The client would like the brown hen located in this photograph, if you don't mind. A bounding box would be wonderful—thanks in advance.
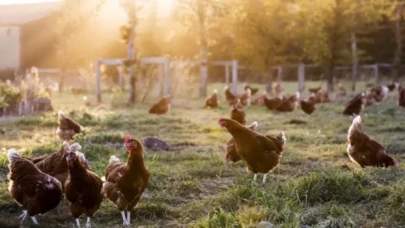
[103,136,150,226]
[149,96,171,115]
[219,118,286,183]
[230,99,246,125]
[7,149,62,225]
[205,89,219,108]
[64,144,103,228]
[57,111,82,141]
[347,116,397,168]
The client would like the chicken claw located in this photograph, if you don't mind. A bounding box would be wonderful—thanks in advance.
[19,210,27,221]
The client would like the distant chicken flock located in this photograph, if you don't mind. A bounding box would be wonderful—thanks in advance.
[6,82,404,227]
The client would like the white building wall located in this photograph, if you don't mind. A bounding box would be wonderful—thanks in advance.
[0,26,20,70]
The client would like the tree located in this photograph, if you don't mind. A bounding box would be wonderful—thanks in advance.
[177,0,225,97]
[54,0,105,92]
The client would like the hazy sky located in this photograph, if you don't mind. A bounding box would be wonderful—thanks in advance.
[0,0,61,5]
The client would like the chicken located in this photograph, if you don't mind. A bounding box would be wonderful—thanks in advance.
[343,92,366,116]
[300,94,316,115]
[365,92,375,106]
[205,89,219,108]
[224,85,237,105]
[57,111,82,141]
[347,116,397,168]
[314,89,330,103]
[225,121,258,163]
[218,118,286,183]
[230,99,246,125]
[308,86,322,94]
[276,92,300,112]
[398,85,405,108]
[370,85,389,102]
[29,142,90,189]
[263,95,283,110]
[274,83,284,97]
[251,92,266,106]
[337,83,347,97]
[7,149,63,225]
[149,96,171,115]
[239,88,252,106]
[244,84,259,95]
[64,144,103,228]
[387,82,399,92]
[103,136,150,226]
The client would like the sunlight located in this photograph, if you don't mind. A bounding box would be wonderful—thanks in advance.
[156,0,176,18]
[0,0,61,5]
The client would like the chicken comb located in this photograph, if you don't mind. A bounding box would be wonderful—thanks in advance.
[125,135,132,142]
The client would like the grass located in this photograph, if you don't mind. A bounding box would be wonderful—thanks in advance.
[0,81,404,227]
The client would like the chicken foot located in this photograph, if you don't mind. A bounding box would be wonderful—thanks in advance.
[121,211,128,226]
[76,218,81,228]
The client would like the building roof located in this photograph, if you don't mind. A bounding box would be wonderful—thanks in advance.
[0,1,61,26]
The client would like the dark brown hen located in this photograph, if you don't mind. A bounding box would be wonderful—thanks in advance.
[64,144,103,228]
[7,149,62,225]
[343,92,366,116]
[57,111,82,141]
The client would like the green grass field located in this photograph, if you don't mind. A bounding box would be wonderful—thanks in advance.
[1,81,404,228]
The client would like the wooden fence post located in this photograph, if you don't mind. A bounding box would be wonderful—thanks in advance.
[225,64,230,85]
[95,59,101,103]
[298,63,305,93]
[159,63,164,97]
[232,60,238,95]
[374,64,379,83]
[164,56,171,96]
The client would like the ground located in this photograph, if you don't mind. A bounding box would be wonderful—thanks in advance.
[0,81,405,228]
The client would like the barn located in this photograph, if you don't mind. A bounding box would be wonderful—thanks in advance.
[0,1,61,79]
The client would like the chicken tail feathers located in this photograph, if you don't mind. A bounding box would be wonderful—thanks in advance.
[8,149,20,163]
[247,121,258,131]
[58,110,65,120]
[276,132,286,145]
[109,155,120,164]
[69,143,82,152]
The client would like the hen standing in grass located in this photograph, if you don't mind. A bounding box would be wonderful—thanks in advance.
[103,136,150,226]
[370,85,389,102]
[205,89,219,108]
[244,84,259,96]
[343,92,366,116]
[225,121,258,163]
[300,94,316,115]
[230,99,247,125]
[7,149,63,225]
[277,92,300,112]
[219,118,286,183]
[224,85,237,105]
[64,144,103,228]
[239,88,252,106]
[347,116,397,167]
[263,94,283,110]
[149,95,171,115]
[57,111,82,141]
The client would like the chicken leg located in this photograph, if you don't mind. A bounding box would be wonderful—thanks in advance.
[127,211,131,225]
[262,174,268,184]
[76,218,81,228]
[31,216,38,225]
[86,217,91,228]
[121,211,127,226]
[19,210,27,221]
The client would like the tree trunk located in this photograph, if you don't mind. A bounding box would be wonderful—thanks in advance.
[198,0,208,98]
[265,72,272,94]
[326,66,335,92]
[127,12,136,104]
[392,3,403,80]
[58,70,65,93]
[351,32,358,92]
[298,63,305,93]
